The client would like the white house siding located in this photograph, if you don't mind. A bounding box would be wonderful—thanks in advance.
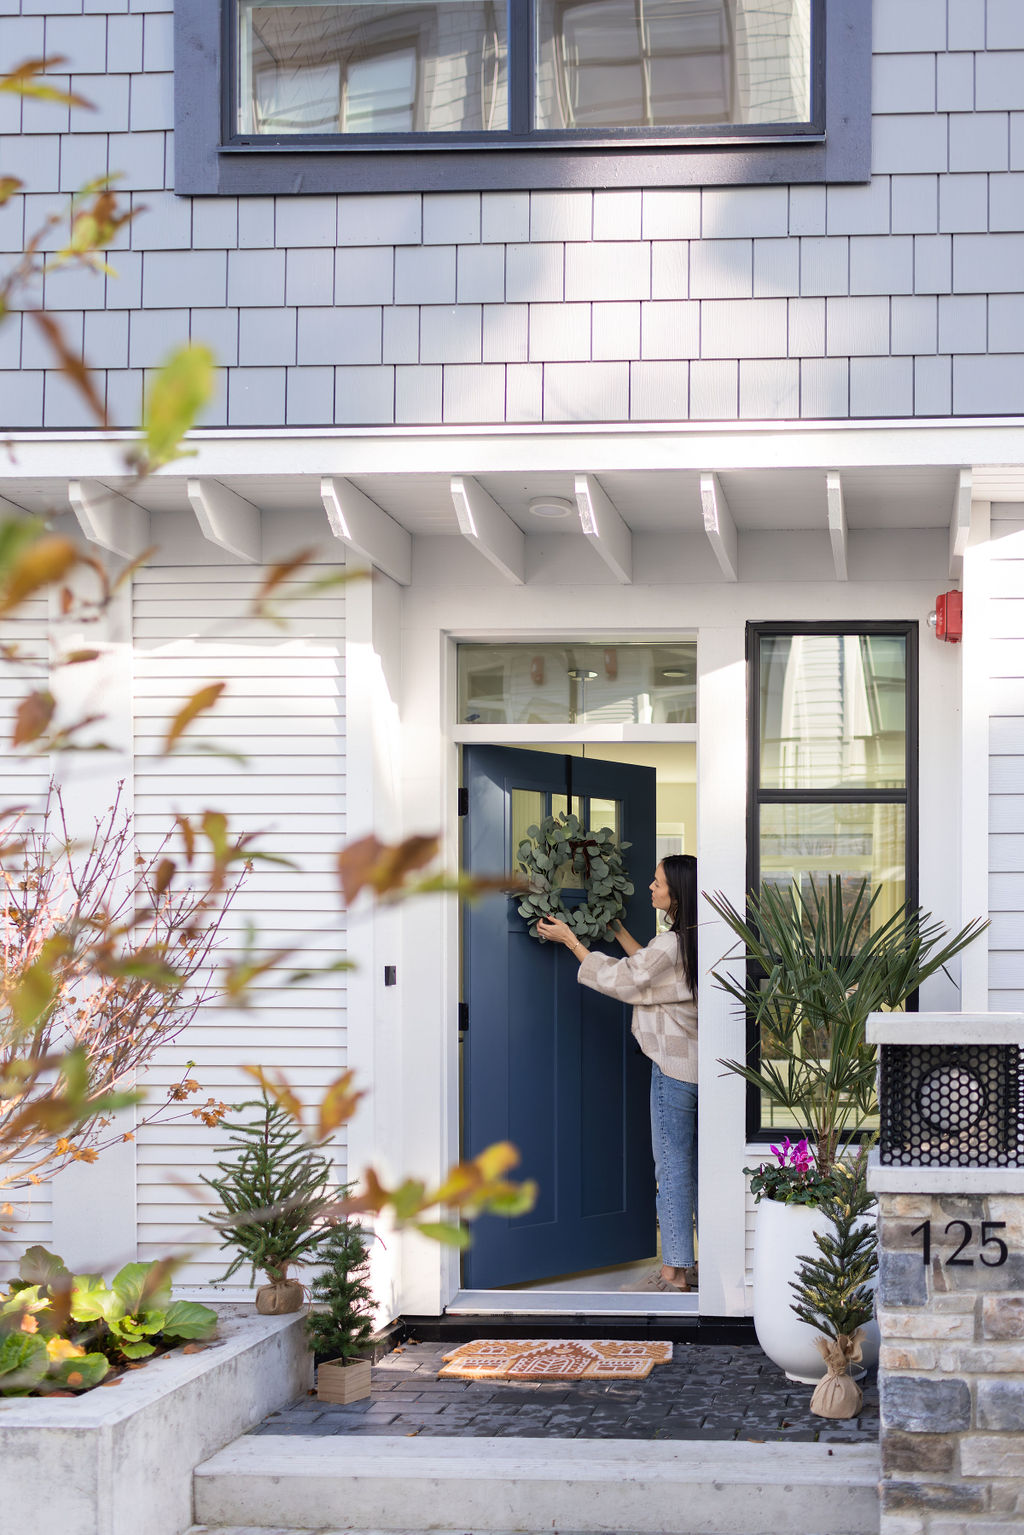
[988,504,1024,1010]
[131,558,347,1288]
[0,596,53,1258]
[3,0,1024,430]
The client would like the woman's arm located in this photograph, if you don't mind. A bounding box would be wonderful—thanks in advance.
[612,920,643,957]
[536,915,589,962]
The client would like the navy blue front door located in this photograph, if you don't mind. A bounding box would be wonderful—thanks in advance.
[462,746,658,1288]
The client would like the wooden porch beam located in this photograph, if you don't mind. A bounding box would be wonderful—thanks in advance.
[451,475,525,585]
[699,472,738,582]
[950,468,972,580]
[68,479,149,561]
[321,476,412,586]
[826,471,848,582]
[186,478,261,563]
[574,474,631,584]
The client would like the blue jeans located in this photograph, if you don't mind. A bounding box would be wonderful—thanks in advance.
[649,1063,698,1268]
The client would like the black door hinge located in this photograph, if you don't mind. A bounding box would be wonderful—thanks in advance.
[458,1002,469,1033]
[458,786,469,816]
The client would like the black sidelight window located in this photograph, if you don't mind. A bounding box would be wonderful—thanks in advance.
[746,621,918,1140]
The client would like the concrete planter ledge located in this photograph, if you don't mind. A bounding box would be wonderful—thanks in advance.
[0,1309,311,1535]
[194,1434,881,1535]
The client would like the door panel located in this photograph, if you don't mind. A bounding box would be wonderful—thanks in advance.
[463,745,657,1288]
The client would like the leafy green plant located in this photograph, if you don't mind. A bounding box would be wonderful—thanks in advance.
[200,1095,337,1292]
[517,812,633,942]
[69,1262,217,1361]
[305,1216,375,1363]
[790,1151,878,1342]
[707,877,986,1179]
[0,1246,217,1393]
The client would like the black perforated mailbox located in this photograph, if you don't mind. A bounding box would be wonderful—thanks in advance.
[878,1042,1024,1168]
[866,1014,1024,1170]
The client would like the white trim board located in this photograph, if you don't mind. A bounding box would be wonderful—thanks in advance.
[447,1290,698,1316]
[452,725,698,744]
[13,419,1024,480]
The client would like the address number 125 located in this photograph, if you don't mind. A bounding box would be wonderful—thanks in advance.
[910,1219,1009,1268]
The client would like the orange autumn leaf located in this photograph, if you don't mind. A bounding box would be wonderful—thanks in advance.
[0,536,78,615]
[316,1069,365,1138]
[337,833,440,903]
[29,311,107,427]
[162,682,226,754]
[12,690,55,747]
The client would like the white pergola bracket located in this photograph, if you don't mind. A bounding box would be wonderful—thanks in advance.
[451,475,525,585]
[68,479,149,561]
[321,476,412,586]
[574,474,632,584]
[950,468,972,580]
[186,478,261,563]
[826,470,848,582]
[699,472,738,582]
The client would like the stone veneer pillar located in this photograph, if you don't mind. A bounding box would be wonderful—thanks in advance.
[867,1014,1024,1535]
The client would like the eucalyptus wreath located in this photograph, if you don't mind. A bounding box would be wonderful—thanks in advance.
[516,812,633,943]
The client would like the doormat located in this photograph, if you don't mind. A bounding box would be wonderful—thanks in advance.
[439,1338,673,1381]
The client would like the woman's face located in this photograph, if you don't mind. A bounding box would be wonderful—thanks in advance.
[649,863,673,914]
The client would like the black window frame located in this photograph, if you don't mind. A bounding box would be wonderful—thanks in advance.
[174,0,871,194]
[744,619,919,1145]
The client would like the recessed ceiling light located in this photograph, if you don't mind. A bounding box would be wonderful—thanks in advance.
[528,496,574,519]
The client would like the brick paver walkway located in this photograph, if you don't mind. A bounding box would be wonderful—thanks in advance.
[253,1339,878,1443]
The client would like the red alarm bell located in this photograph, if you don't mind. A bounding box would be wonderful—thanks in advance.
[934,591,963,643]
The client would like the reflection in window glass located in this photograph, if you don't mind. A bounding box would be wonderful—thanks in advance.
[457,642,696,726]
[535,0,811,131]
[759,802,906,925]
[759,633,907,791]
[757,800,903,1133]
[238,0,508,134]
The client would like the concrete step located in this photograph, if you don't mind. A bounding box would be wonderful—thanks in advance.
[193,1434,881,1535]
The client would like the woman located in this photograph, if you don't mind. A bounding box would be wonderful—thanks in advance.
[537,854,698,1293]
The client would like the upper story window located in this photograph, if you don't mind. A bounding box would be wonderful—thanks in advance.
[233,0,812,144]
[174,0,869,192]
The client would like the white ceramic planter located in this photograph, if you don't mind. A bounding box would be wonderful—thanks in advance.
[752,1196,879,1384]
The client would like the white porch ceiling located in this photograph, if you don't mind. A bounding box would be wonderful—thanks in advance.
[0,464,961,536]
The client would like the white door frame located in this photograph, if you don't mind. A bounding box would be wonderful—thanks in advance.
[387,574,962,1321]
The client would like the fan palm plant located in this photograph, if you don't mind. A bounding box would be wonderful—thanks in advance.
[706,877,987,1181]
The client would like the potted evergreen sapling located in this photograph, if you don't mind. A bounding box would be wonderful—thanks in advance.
[789,1151,878,1418]
[306,1215,375,1403]
[201,1095,337,1314]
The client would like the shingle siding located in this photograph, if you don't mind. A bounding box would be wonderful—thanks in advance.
[2,0,1023,426]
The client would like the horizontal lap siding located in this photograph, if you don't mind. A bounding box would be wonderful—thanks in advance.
[132,566,347,1290]
[989,510,1024,1011]
[0,599,53,1262]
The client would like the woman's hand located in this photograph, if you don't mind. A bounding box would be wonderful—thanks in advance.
[537,916,576,946]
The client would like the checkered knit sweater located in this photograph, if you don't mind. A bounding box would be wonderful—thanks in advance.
[577,931,698,1084]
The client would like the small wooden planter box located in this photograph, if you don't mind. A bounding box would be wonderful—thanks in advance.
[316,1356,372,1403]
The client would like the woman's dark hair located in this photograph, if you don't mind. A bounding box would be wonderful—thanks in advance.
[661,853,698,998]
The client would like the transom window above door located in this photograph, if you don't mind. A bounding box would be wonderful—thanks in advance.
[456,641,696,726]
[235,0,814,140]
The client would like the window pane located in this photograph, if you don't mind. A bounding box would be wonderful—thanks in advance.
[535,0,811,131]
[759,633,907,790]
[759,802,907,924]
[588,797,620,840]
[511,788,544,855]
[757,799,901,1134]
[457,642,696,726]
[238,0,508,134]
